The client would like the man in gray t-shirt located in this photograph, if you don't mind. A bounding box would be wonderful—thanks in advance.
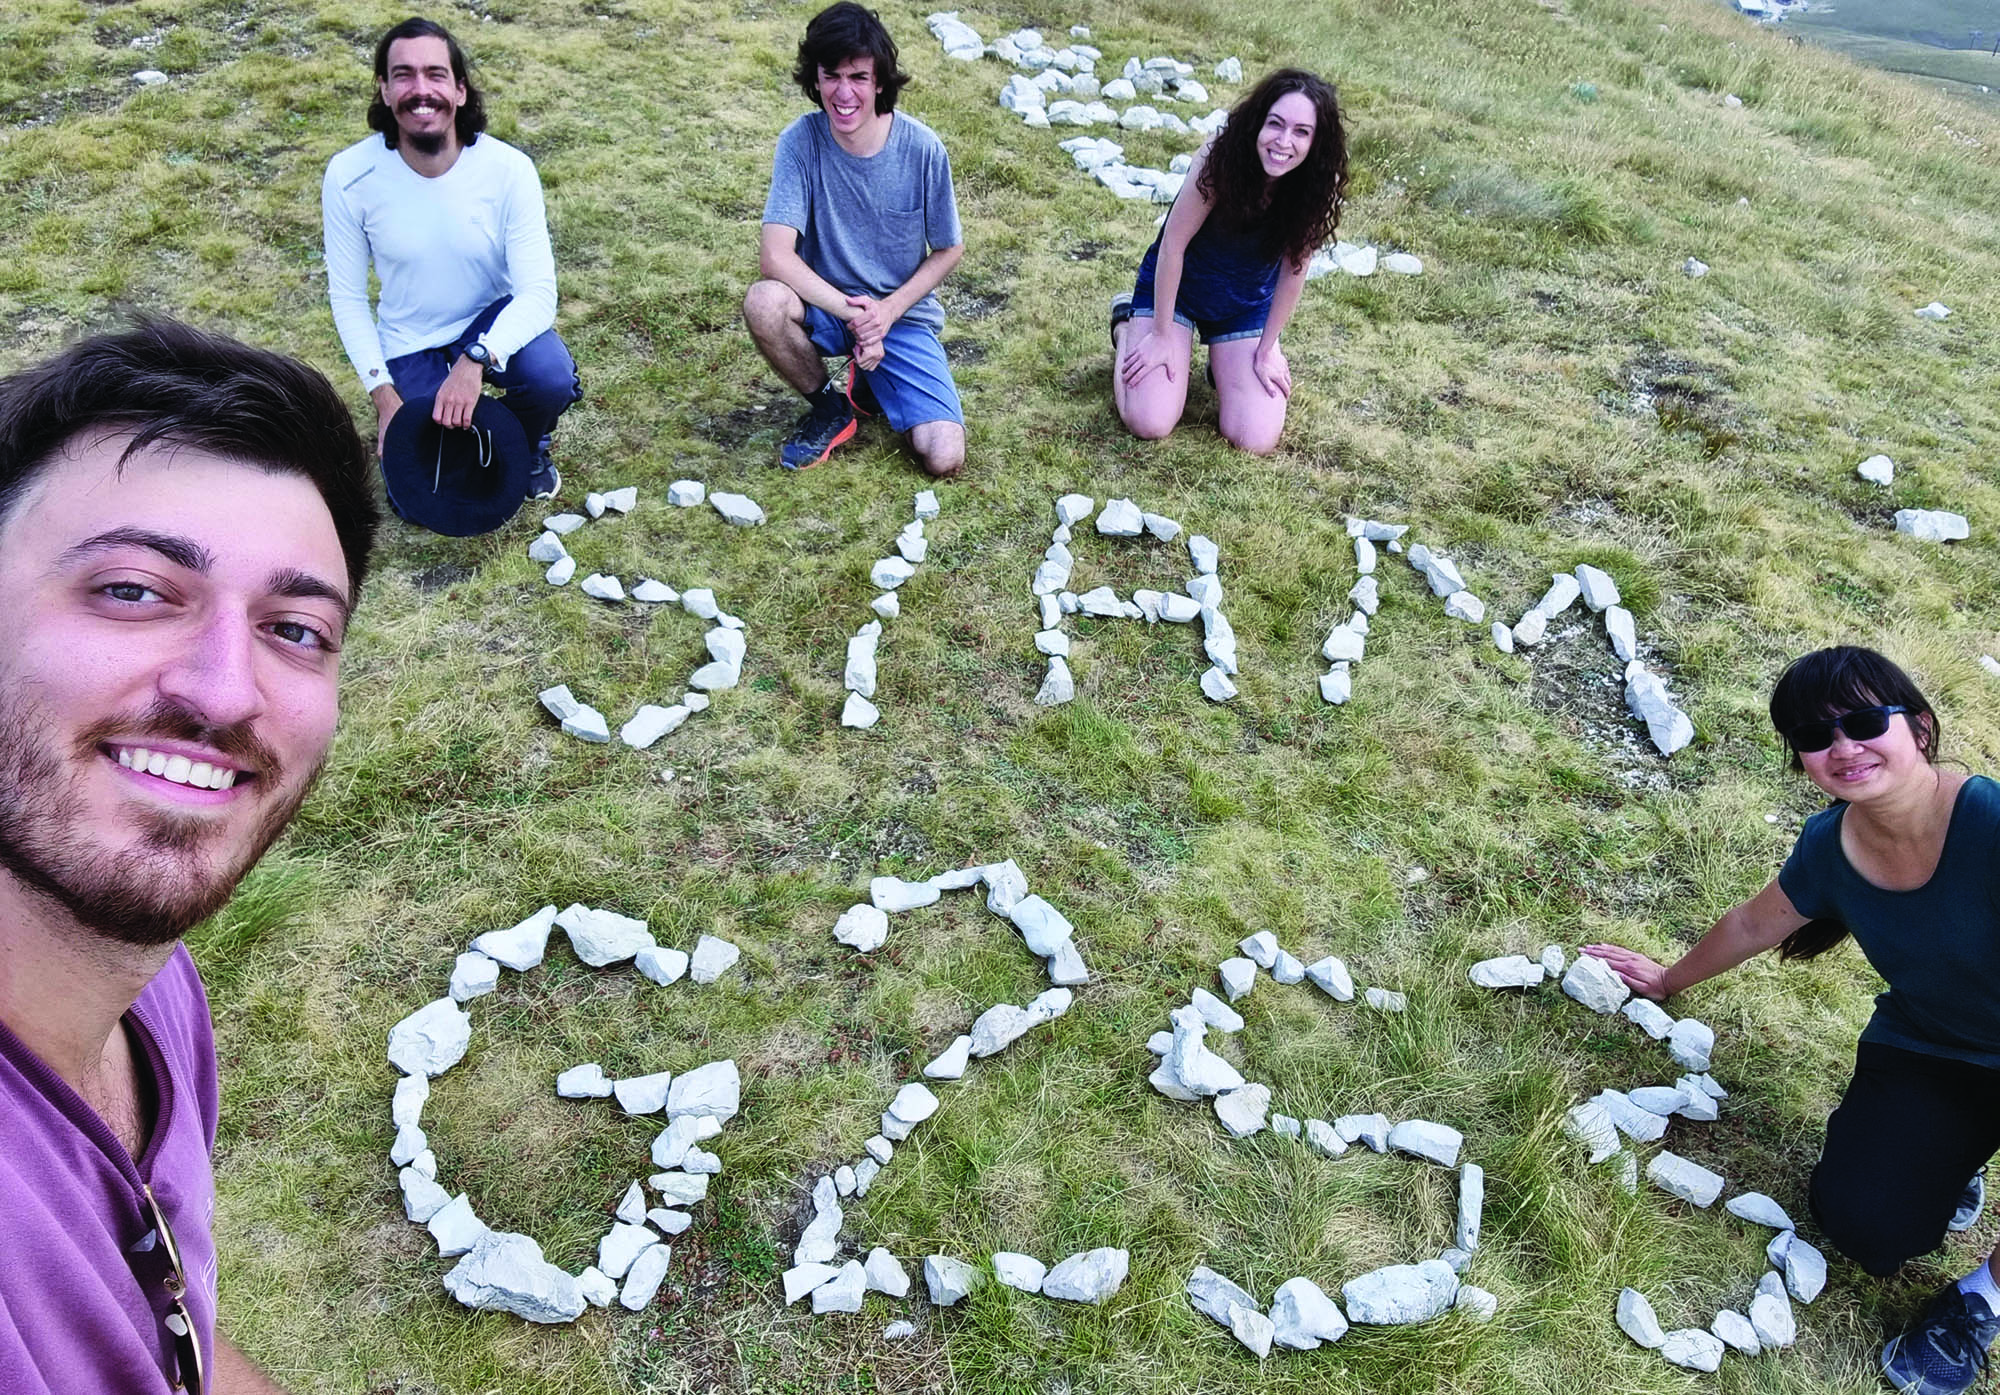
[743,2,967,477]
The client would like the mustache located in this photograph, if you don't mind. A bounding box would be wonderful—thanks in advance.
[75,697,283,783]
[397,96,452,115]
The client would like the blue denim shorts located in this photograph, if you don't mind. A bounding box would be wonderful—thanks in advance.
[804,304,964,432]
[1126,287,1269,345]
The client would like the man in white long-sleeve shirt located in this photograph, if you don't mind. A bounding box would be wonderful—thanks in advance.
[321,17,579,502]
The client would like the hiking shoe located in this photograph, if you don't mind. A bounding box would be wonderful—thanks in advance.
[527,455,560,501]
[1882,1283,2000,1394]
[847,364,879,417]
[1950,1173,1986,1233]
[1109,291,1134,348]
[779,386,856,470]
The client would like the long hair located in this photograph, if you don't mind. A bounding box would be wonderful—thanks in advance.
[793,2,909,115]
[0,321,379,600]
[1767,646,1940,960]
[1196,68,1348,269]
[367,17,488,149]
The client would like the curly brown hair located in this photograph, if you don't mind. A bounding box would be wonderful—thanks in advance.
[1196,69,1348,270]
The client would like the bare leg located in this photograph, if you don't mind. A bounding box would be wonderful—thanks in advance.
[1209,337,1291,455]
[743,279,828,395]
[907,420,965,478]
[1112,315,1192,441]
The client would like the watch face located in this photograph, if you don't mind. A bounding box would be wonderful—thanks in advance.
[465,343,490,365]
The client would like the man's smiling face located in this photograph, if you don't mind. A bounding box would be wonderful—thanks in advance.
[0,434,352,944]
[816,54,881,138]
[380,34,465,155]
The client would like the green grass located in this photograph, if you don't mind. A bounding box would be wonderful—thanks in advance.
[5,0,2000,1389]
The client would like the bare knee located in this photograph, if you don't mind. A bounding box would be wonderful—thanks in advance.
[743,279,798,342]
[1221,421,1282,455]
[911,422,965,478]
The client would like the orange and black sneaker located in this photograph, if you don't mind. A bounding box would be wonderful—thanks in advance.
[779,384,857,470]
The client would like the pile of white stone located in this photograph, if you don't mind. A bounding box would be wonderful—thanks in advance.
[1031,494,1239,704]
[1145,931,1494,1352]
[784,860,1095,1320]
[924,14,1238,201]
[385,904,743,1323]
[1321,517,1487,705]
[1304,243,1425,279]
[843,490,939,730]
[1471,947,1823,1373]
[529,481,759,749]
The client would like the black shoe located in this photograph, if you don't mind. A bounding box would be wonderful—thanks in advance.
[1951,1173,1986,1233]
[779,386,857,470]
[1882,1283,2000,1394]
[527,454,560,501]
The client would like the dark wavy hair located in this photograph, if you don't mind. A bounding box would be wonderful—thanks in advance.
[1197,68,1348,270]
[368,17,487,149]
[0,321,379,600]
[1767,646,1939,960]
[793,2,909,115]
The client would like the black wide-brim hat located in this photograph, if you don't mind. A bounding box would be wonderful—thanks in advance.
[380,393,531,537]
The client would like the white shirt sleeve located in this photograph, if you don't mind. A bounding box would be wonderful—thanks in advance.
[479,153,558,368]
[321,155,391,394]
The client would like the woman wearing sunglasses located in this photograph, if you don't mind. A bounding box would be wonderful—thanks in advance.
[1588,646,2000,1395]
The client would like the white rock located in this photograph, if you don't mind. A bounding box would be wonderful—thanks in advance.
[1046,939,1091,985]
[1457,1164,1484,1251]
[896,532,928,564]
[1712,1308,1761,1354]
[1621,997,1675,1039]
[1044,1248,1129,1303]
[581,573,625,602]
[1214,56,1242,81]
[1443,590,1485,623]
[1342,1260,1459,1324]
[1617,1287,1667,1348]
[1218,957,1257,1002]
[1036,656,1076,706]
[1540,944,1567,977]
[471,904,557,971]
[1186,1266,1260,1328]
[1306,1118,1347,1157]
[565,906,654,966]
[1214,1083,1271,1137]
[1537,572,1582,616]
[1025,986,1073,1025]
[1605,605,1637,663]
[840,692,880,729]
[1630,1086,1689,1116]
[1365,987,1407,1013]
[1238,930,1278,967]
[1564,1100,1622,1163]
[1095,498,1144,536]
[1491,621,1515,654]
[871,875,940,914]
[887,1082,940,1131]
[1781,1233,1826,1302]
[1469,955,1543,989]
[1382,252,1424,275]
[1857,454,1894,485]
[133,69,169,85]
[1000,73,1046,111]
[1512,609,1548,647]
[1229,1302,1276,1356]
[1625,664,1695,756]
[667,1060,740,1120]
[812,1259,868,1314]
[1895,508,1969,543]
[1272,952,1305,985]
[795,1196,843,1265]
[650,1171,709,1207]
[1661,1328,1724,1372]
[389,999,471,1078]
[1055,493,1094,526]
[1388,1120,1463,1167]
[1456,1285,1498,1321]
[1348,575,1380,617]
[914,488,940,520]
[863,1247,909,1297]
[689,935,739,983]
[1723,92,1743,107]
[925,1255,979,1306]
[1306,956,1354,1001]
[544,513,586,535]
[400,1166,451,1223]
[668,480,704,507]
[1033,628,1071,658]
[527,531,567,563]
[1270,1114,1300,1139]
[969,1002,1032,1057]
[427,1194,486,1257]
[993,1251,1047,1293]
[1683,257,1709,279]
[680,588,718,619]
[578,1266,617,1307]
[392,1074,429,1130]
[1749,1288,1797,1348]
[595,1222,658,1280]
[783,1261,842,1304]
[1667,1017,1715,1071]
[1267,1276,1348,1348]
[556,1063,614,1099]
[1647,1150,1724,1207]
[852,1158,880,1195]
[1597,1089,1669,1144]
[1320,666,1354,705]
[1322,625,1364,663]
[559,704,608,742]
[620,1242,672,1310]
[449,950,500,1002]
[981,859,1028,913]
[1561,954,1630,1013]
[832,902,889,953]
[709,491,765,526]
[443,1231,587,1324]
[1725,1192,1795,1231]
[1336,1113,1391,1151]
[1916,300,1951,321]
[613,1071,673,1116]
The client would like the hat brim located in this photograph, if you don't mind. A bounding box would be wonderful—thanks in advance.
[380,393,532,537]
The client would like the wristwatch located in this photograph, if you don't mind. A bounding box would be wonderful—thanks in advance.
[461,341,493,375]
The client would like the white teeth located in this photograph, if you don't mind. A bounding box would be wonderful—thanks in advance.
[146,752,167,776]
[163,755,191,785]
[114,746,238,789]
[217,769,238,790]
[118,749,134,768]
[188,761,214,788]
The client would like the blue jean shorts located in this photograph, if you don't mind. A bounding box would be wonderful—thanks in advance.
[1127,287,1268,345]
[804,304,963,432]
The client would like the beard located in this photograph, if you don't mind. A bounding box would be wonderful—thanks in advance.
[398,99,452,157]
[0,691,320,947]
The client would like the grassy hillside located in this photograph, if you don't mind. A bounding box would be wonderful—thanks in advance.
[3,0,1998,1390]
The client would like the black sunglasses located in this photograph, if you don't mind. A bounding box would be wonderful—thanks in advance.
[141,1183,206,1395]
[1786,704,1908,754]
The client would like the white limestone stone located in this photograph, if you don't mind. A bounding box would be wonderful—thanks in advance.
[581,573,625,602]
[1342,1260,1459,1325]
[392,1074,429,1130]
[1270,1277,1349,1349]
[1034,628,1070,657]
[993,1251,1047,1293]
[1574,564,1620,612]
[1306,1118,1347,1157]
[1725,1192,1794,1231]
[650,1171,709,1206]
[544,513,586,534]
[1661,1328,1724,1372]
[1629,1086,1689,1116]
[871,875,940,914]
[615,1181,647,1226]
[1026,986,1073,1025]
[1647,1151,1724,1207]
[1188,534,1219,575]
[1096,497,1144,535]
[565,907,654,966]
[1036,656,1075,706]
[970,1002,1032,1056]
[1469,955,1544,989]
[1712,1308,1760,1354]
[795,1198,842,1265]
[869,591,901,621]
[852,1157,880,1195]
[1456,1285,1498,1321]
[1597,1089,1669,1144]
[578,1266,617,1307]
[1388,1120,1463,1167]
[1621,997,1675,1039]
[1009,894,1073,954]
[556,1063,613,1099]
[1540,944,1567,977]
[1512,608,1548,647]
[689,935,739,983]
[1750,1288,1797,1348]
[841,692,880,729]
[925,1254,979,1306]
[559,703,608,742]
[1306,955,1355,1001]
[784,1261,842,1304]
[1457,1164,1484,1251]
[614,1071,673,1115]
[1443,590,1485,623]
[812,1259,867,1314]
[1683,256,1710,279]
[650,1115,709,1169]
[619,705,684,750]
[680,587,718,619]
[1320,666,1353,705]
[527,531,567,563]
[1336,1114,1391,1152]
[1617,1287,1667,1348]
[667,1060,740,1120]
[1561,954,1630,1013]
[1218,957,1257,1002]
[389,998,471,1078]
[400,1166,451,1223]
[1323,626,1364,663]
[620,1243,672,1310]
[1229,1302,1275,1356]
[443,1231,587,1324]
[1605,605,1638,663]
[1186,573,1224,610]
[1238,930,1279,967]
[1077,584,1124,617]
[1187,1265,1259,1328]
[832,902,889,953]
[1046,939,1091,985]
[709,491,765,526]
[887,1082,940,1132]
[865,1247,909,1297]
[896,531,928,564]
[687,658,739,691]
[1349,574,1380,615]
[597,1222,657,1280]
[471,904,557,971]
[871,556,917,591]
[427,1194,486,1257]
[668,479,704,507]
[448,950,500,1003]
[1043,1248,1129,1303]
[1273,952,1306,985]
[1565,1100,1621,1163]
[1382,252,1424,275]
[1625,663,1695,756]
[1492,621,1515,653]
[1916,300,1951,320]
[1780,1233,1826,1302]
[981,859,1027,913]
[1365,987,1407,1013]
[1667,1018,1715,1071]
[1142,512,1182,542]
[1214,1083,1271,1138]
[1858,454,1894,485]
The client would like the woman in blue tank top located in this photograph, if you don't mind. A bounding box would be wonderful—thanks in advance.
[1110,69,1349,454]
[1590,647,2000,1395]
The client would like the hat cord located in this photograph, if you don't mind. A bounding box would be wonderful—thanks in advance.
[430,424,494,495]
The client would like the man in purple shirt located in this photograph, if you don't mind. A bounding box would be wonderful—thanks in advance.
[0,323,378,1392]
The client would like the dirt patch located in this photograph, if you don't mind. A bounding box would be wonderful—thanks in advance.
[1524,613,1681,794]
[701,399,787,449]
[1621,347,1743,459]
[409,562,475,593]
[939,284,1009,321]
[944,337,987,364]
[1066,239,1112,261]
